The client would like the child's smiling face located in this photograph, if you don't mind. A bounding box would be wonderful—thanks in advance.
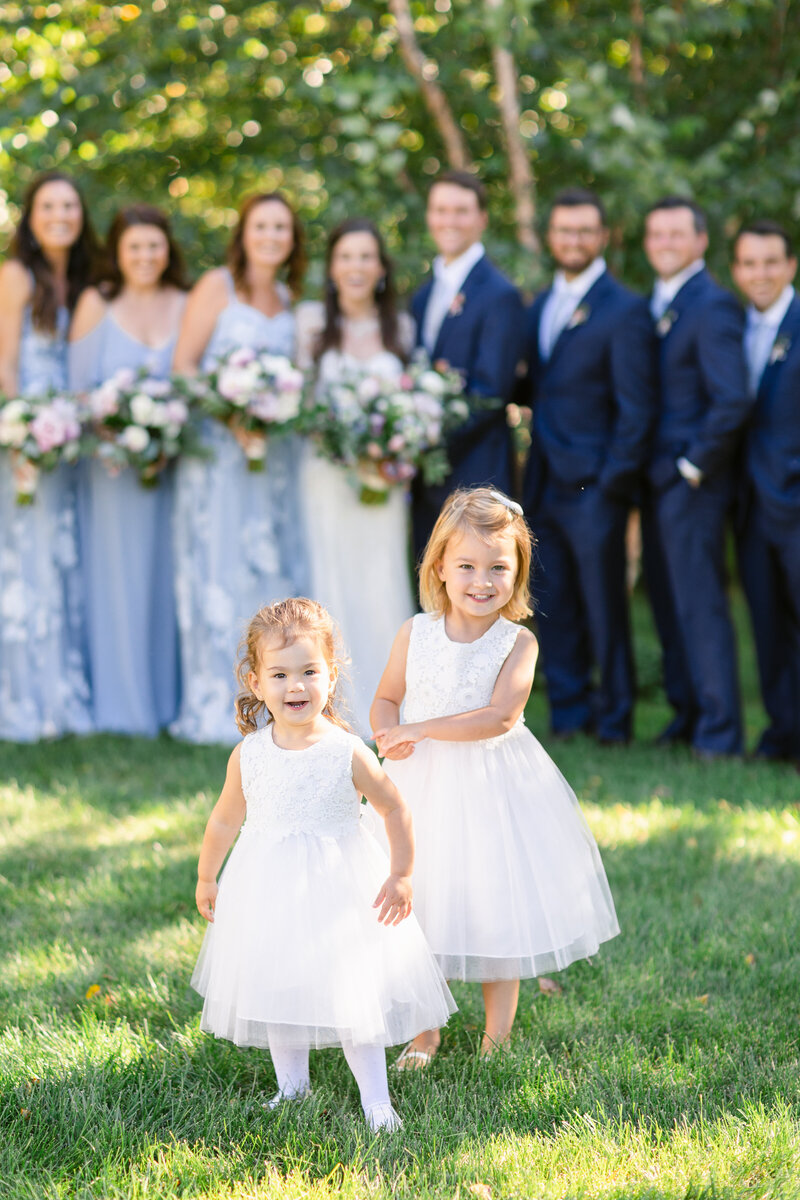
[436,528,518,620]
[248,635,334,728]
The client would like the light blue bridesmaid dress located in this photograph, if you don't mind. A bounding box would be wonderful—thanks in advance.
[0,304,92,741]
[170,270,306,744]
[68,310,180,736]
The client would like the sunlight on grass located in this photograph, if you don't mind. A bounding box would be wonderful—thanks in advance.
[2,594,800,1197]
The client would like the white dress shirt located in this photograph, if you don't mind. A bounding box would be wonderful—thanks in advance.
[744,285,794,396]
[651,258,709,483]
[538,257,606,361]
[422,241,485,356]
[650,258,705,320]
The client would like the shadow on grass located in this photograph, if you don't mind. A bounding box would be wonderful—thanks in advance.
[0,732,229,814]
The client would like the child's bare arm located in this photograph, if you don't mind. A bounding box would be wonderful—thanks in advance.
[370,619,415,760]
[376,629,538,754]
[196,744,247,921]
[352,742,413,925]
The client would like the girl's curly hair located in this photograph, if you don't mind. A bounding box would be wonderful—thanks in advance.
[234,597,351,735]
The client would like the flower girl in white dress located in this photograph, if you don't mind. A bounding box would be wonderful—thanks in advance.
[372,487,619,1065]
[192,597,454,1130]
[295,218,415,735]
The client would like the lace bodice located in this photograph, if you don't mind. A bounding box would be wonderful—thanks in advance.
[239,723,364,837]
[403,612,522,728]
[294,301,414,379]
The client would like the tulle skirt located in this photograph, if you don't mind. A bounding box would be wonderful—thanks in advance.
[191,823,456,1049]
[383,725,620,981]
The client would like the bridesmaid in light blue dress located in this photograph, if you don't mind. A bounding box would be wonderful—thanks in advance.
[69,206,188,735]
[170,191,307,744]
[0,171,99,740]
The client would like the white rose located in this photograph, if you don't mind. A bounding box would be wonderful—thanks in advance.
[218,363,260,405]
[118,425,150,454]
[1,400,30,423]
[130,394,158,426]
[0,417,29,448]
[417,370,448,395]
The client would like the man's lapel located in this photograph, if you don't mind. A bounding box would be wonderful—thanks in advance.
[431,256,491,361]
[756,293,800,400]
[546,271,610,365]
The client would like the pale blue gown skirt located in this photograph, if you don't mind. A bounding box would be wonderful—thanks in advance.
[170,285,307,745]
[68,314,179,736]
[0,307,92,741]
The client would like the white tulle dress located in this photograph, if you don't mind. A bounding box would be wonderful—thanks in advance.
[192,720,456,1049]
[383,613,620,981]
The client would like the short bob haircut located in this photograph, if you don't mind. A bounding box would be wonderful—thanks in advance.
[419,487,533,622]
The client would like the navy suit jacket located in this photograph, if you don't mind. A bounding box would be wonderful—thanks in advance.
[648,268,751,490]
[744,292,800,521]
[521,270,657,511]
[411,254,525,491]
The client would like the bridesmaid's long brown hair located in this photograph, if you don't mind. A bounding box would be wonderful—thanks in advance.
[10,170,100,332]
[100,205,190,299]
[227,192,306,301]
[315,217,406,363]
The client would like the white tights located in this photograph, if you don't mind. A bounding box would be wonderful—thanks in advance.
[266,1032,391,1113]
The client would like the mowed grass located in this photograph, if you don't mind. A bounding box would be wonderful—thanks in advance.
[1,592,799,1199]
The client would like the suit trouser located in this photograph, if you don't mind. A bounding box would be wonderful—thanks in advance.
[738,497,800,759]
[530,480,634,741]
[642,473,742,754]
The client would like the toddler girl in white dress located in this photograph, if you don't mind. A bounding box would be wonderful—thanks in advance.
[372,487,619,1065]
[192,597,454,1130]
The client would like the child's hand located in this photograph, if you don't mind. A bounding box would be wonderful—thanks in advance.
[380,740,416,761]
[373,874,413,926]
[374,723,427,756]
[196,879,218,922]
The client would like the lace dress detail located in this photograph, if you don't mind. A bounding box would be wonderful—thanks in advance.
[295,301,415,735]
[383,612,620,981]
[240,725,362,838]
[191,720,456,1049]
[0,302,91,740]
[404,613,522,742]
[171,271,307,744]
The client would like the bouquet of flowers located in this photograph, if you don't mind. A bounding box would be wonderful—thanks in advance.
[87,367,200,487]
[181,347,305,470]
[0,391,85,503]
[299,353,470,504]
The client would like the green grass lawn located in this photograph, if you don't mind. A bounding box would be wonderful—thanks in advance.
[1,591,799,1199]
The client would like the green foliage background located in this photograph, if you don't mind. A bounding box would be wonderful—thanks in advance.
[1,0,798,294]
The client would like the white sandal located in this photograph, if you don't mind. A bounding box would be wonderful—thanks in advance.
[393,1042,435,1071]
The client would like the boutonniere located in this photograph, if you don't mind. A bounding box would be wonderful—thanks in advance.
[769,335,791,365]
[448,292,466,318]
[567,303,590,330]
[656,308,678,337]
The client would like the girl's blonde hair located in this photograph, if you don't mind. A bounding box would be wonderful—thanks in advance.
[234,597,351,735]
[419,487,534,621]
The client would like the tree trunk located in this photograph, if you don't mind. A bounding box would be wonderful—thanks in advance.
[388,0,471,170]
[484,0,540,253]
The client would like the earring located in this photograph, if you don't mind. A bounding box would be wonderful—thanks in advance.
[325,278,338,298]
[375,276,386,295]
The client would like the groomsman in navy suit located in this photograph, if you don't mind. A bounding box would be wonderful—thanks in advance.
[642,197,752,758]
[411,170,525,555]
[521,189,656,743]
[731,220,800,770]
